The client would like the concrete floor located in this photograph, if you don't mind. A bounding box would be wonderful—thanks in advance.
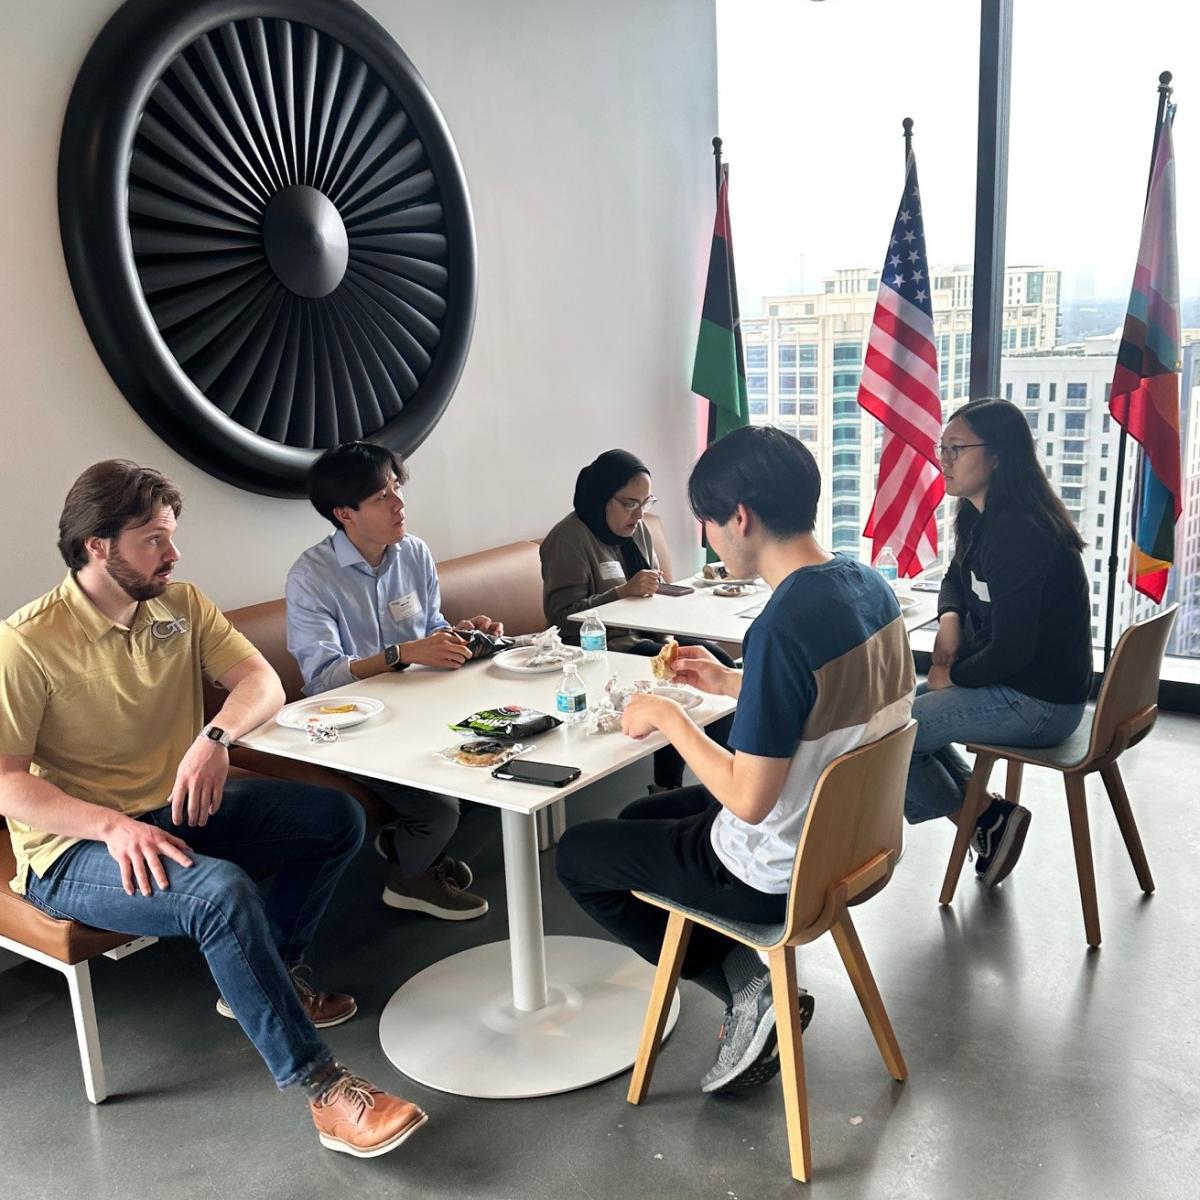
[2,712,1199,1199]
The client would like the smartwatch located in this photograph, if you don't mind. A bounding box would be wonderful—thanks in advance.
[199,723,233,749]
[384,643,409,672]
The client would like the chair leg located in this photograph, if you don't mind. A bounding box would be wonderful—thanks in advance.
[1005,761,1024,804]
[1064,774,1102,948]
[939,753,997,906]
[1100,763,1154,894]
[627,911,692,1105]
[830,913,907,1081]
[65,961,107,1104]
[767,946,812,1184]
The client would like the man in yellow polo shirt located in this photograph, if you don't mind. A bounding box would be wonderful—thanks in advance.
[0,460,426,1159]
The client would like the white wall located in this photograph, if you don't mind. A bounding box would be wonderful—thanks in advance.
[0,0,717,614]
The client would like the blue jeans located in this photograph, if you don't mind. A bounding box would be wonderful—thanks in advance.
[24,778,366,1089]
[905,681,1086,824]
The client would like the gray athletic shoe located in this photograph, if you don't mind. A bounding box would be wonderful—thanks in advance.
[701,979,777,1095]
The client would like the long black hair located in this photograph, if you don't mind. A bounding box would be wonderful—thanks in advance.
[947,397,1084,555]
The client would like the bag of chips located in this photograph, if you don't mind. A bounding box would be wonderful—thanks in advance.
[453,629,515,661]
[449,706,563,740]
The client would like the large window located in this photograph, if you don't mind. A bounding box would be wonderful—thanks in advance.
[718,0,978,567]
[719,0,1200,667]
[1007,2,1200,660]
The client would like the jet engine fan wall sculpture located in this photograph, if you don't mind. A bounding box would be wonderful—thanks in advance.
[60,0,476,496]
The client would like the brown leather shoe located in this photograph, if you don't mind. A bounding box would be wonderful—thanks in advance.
[311,1072,428,1158]
[215,966,357,1029]
[290,966,357,1028]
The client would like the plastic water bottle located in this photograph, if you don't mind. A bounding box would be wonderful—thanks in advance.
[579,610,608,660]
[876,545,899,587]
[555,663,588,723]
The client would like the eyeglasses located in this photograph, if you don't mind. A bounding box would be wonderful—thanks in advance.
[613,495,657,513]
[936,442,987,463]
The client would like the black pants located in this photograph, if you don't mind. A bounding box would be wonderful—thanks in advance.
[627,637,737,788]
[555,786,785,980]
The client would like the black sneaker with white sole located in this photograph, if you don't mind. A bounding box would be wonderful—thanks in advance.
[701,985,815,1096]
[973,798,1032,887]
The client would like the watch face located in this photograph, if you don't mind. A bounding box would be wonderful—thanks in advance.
[385,645,401,668]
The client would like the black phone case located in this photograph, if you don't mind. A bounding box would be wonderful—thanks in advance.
[491,762,581,787]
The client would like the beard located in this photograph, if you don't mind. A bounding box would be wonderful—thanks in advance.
[106,547,173,601]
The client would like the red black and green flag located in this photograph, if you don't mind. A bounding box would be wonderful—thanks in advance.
[692,168,749,442]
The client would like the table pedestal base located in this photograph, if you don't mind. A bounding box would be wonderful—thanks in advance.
[378,935,681,1099]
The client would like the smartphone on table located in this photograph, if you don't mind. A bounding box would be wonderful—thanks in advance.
[656,582,695,597]
[491,760,582,787]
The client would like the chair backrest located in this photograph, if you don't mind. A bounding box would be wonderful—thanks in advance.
[782,720,917,941]
[1087,604,1178,762]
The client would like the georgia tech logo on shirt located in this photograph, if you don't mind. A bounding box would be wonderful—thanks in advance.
[151,616,190,640]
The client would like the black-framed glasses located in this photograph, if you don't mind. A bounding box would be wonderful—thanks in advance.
[613,495,656,513]
[936,442,987,463]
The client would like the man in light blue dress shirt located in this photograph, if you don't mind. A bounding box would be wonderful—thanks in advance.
[286,442,503,920]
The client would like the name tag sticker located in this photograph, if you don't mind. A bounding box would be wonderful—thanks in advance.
[389,593,421,622]
[970,574,991,603]
[598,560,625,582]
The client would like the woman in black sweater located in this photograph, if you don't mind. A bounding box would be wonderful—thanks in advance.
[906,397,1092,885]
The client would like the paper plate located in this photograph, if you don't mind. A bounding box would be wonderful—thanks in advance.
[610,684,704,712]
[492,645,584,674]
[275,695,384,730]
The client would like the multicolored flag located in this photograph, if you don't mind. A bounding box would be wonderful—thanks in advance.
[857,151,944,576]
[1109,113,1182,603]
[692,168,749,442]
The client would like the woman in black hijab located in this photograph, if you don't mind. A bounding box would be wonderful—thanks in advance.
[541,449,735,790]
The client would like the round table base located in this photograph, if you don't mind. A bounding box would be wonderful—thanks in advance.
[378,935,681,1099]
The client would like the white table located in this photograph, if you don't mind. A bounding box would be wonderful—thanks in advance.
[571,577,939,644]
[238,652,735,1099]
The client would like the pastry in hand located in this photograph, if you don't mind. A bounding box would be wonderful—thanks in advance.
[318,703,359,714]
[650,637,679,681]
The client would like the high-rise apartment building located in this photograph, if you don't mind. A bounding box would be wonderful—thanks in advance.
[742,265,1061,557]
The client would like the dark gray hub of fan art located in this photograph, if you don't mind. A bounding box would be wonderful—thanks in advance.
[263,186,350,299]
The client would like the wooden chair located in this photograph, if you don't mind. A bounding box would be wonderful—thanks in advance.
[939,605,1178,949]
[626,720,917,1183]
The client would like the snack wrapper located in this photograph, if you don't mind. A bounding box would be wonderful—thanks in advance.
[435,740,531,768]
[304,718,339,744]
[450,705,563,740]
[509,626,575,668]
[452,628,515,660]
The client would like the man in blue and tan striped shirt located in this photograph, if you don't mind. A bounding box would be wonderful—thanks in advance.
[557,426,914,1096]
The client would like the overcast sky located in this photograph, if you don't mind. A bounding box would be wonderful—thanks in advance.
[717,0,1198,312]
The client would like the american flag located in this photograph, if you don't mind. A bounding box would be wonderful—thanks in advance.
[857,152,944,576]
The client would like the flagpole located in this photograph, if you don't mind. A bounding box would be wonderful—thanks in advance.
[1102,70,1173,671]
[903,116,913,161]
[706,137,724,448]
